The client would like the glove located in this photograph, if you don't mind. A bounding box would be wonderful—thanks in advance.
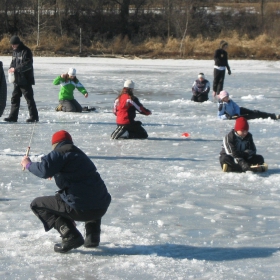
[244,149,255,159]
[218,103,223,111]
[225,113,232,119]
[228,69,231,75]
[141,108,152,115]
[238,159,250,172]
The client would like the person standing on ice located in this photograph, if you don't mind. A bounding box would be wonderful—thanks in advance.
[111,80,152,139]
[212,40,231,98]
[191,73,210,102]
[53,68,94,112]
[219,117,267,172]
[20,130,111,253]
[0,60,7,118]
[4,35,39,122]
[217,90,280,120]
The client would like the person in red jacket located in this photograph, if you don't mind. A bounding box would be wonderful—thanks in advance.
[111,80,152,139]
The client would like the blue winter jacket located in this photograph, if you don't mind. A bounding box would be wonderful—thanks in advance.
[218,99,240,120]
[28,141,111,211]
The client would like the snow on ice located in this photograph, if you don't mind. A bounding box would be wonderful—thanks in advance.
[0,57,280,279]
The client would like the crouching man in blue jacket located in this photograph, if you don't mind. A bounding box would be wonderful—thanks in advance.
[21,130,111,253]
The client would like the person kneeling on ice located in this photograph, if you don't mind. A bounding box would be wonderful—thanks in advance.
[20,130,111,253]
[111,80,152,139]
[191,73,210,102]
[53,68,95,112]
[219,117,267,172]
[218,90,280,120]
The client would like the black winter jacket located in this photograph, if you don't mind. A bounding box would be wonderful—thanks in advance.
[220,129,256,161]
[214,48,230,71]
[0,61,7,116]
[10,42,35,86]
[28,141,111,211]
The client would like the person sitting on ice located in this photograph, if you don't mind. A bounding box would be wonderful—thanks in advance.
[220,117,267,172]
[191,73,210,102]
[217,90,280,120]
[53,68,95,112]
[111,80,152,139]
[20,130,111,253]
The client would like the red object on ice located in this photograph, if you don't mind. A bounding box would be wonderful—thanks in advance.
[182,133,190,137]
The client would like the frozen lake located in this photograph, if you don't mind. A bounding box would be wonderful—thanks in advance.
[0,56,280,279]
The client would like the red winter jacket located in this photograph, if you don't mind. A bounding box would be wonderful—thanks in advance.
[113,91,151,125]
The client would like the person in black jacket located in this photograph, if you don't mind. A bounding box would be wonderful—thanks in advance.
[20,130,111,253]
[0,61,7,118]
[191,73,210,102]
[213,40,231,98]
[219,117,266,172]
[4,35,39,122]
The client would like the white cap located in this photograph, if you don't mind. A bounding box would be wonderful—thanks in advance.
[198,73,205,79]
[124,80,134,89]
[68,68,76,76]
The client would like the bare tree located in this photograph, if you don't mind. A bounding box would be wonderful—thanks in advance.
[260,0,265,28]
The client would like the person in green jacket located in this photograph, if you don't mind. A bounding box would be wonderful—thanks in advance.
[53,68,94,112]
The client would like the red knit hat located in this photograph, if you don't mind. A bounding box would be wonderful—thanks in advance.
[52,130,73,145]
[234,117,249,131]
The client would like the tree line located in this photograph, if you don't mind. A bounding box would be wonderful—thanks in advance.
[0,1,279,57]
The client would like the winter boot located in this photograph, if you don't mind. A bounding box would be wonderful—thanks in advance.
[82,106,96,112]
[55,104,63,111]
[54,217,84,253]
[223,163,233,172]
[250,163,268,172]
[4,117,17,122]
[84,220,101,248]
[26,118,39,123]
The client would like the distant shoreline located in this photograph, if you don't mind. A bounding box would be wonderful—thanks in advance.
[0,52,277,61]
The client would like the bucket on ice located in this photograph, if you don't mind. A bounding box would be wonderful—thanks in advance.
[8,71,15,83]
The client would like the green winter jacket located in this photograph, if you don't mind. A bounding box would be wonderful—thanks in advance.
[53,76,87,100]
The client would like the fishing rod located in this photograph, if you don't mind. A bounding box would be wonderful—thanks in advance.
[22,122,36,171]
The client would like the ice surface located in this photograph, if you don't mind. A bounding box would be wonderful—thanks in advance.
[0,57,280,279]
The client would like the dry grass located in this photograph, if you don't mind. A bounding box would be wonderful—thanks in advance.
[110,35,134,55]
[0,36,12,53]
[0,32,279,59]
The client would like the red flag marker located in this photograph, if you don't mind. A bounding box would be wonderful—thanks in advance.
[182,132,190,137]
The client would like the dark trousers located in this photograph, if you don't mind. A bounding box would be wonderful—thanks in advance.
[213,68,225,95]
[111,121,148,139]
[240,107,276,120]
[30,194,108,232]
[9,84,38,120]
[191,95,208,103]
[219,154,264,172]
[60,99,82,112]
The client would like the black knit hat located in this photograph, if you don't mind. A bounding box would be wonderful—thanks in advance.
[10,36,21,45]
[220,40,228,49]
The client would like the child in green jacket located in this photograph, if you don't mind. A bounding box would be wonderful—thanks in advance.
[53,68,91,112]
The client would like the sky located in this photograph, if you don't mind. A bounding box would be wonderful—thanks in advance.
[0,56,280,280]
